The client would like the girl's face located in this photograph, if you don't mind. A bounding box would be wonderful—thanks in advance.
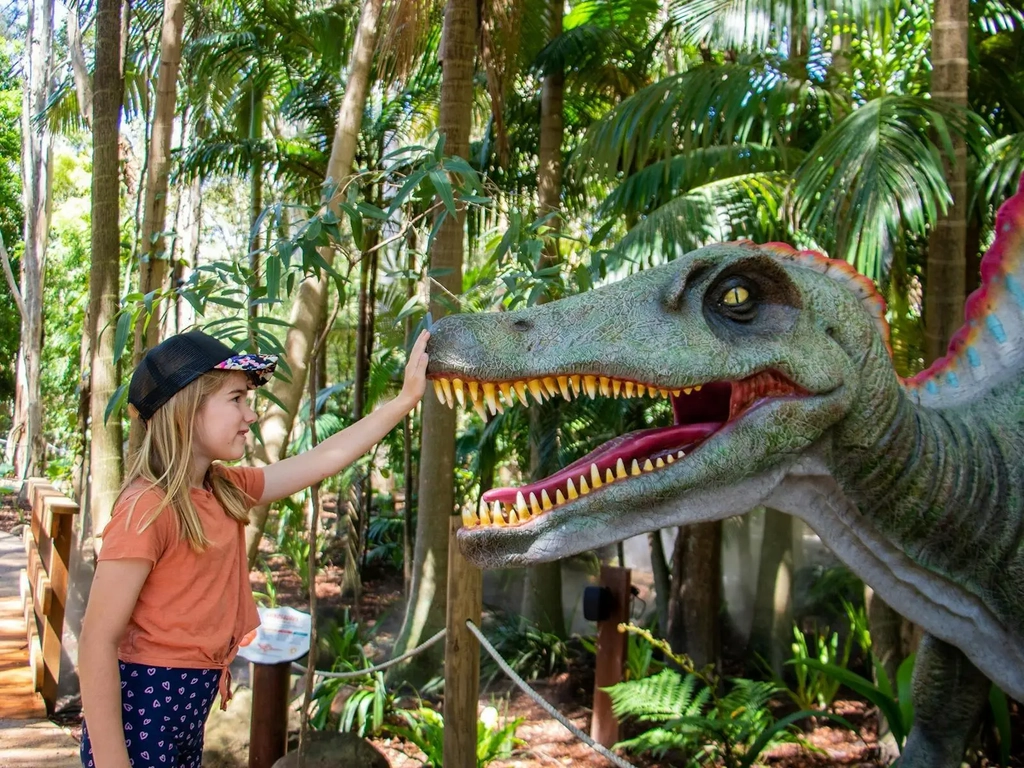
[193,372,258,464]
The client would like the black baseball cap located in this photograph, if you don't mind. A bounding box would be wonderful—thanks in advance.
[128,330,278,422]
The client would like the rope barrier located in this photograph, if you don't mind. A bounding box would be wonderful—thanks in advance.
[291,628,447,680]
[466,619,638,768]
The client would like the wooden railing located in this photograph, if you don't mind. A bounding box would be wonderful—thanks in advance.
[20,477,79,715]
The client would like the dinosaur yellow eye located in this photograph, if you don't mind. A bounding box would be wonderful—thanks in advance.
[723,286,749,305]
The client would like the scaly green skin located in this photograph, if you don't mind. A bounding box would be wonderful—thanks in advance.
[427,242,1024,768]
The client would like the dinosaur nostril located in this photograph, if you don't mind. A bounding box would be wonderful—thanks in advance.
[512,318,532,332]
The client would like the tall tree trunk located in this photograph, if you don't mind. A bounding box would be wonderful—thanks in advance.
[521,0,566,639]
[13,0,56,481]
[129,0,185,454]
[667,522,722,669]
[388,0,477,687]
[402,243,418,592]
[648,530,671,632]
[167,173,201,336]
[245,0,385,564]
[924,0,969,363]
[247,88,264,338]
[748,508,794,677]
[88,0,125,538]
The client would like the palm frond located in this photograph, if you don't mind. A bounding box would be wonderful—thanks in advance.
[975,132,1024,217]
[793,95,976,281]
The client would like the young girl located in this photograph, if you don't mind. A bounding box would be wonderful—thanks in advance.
[79,328,429,768]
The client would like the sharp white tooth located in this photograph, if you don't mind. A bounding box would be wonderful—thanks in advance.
[492,501,506,526]
[616,458,627,479]
[480,502,492,525]
[672,389,681,397]
[473,400,488,420]
[567,478,578,500]
[498,382,513,404]
[543,377,559,397]
[558,376,572,400]
[514,381,530,406]
[579,476,590,494]
[569,375,582,396]
[631,459,641,476]
[453,378,465,407]
[441,378,454,407]
[483,383,498,415]
[469,380,480,402]
[515,491,528,516]
[605,468,615,484]
[508,507,521,525]
[461,507,476,527]
[643,459,654,471]
[584,375,597,398]
[528,380,545,403]
[541,489,553,510]
[433,381,445,404]
[655,457,665,468]
[599,377,611,396]
[612,379,622,398]
[624,381,635,397]
[637,383,647,397]
[529,492,542,516]
[677,450,685,458]
[555,489,566,505]
[590,464,602,488]
[665,454,675,464]
[684,387,692,395]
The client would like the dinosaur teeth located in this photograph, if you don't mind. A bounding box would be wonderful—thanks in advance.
[513,381,531,407]
[461,507,477,527]
[453,379,465,406]
[590,464,602,488]
[492,501,505,526]
[616,458,627,479]
[528,379,545,403]
[433,381,446,405]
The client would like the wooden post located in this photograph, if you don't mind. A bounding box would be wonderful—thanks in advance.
[444,516,482,768]
[249,661,291,768]
[590,565,631,748]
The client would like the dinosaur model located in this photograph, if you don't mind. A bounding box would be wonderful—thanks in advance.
[424,176,1024,767]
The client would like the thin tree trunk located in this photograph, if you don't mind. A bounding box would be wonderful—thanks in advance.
[521,0,566,639]
[748,508,793,677]
[245,0,385,564]
[924,0,969,362]
[388,0,477,688]
[168,173,201,335]
[402,243,418,592]
[648,530,671,632]
[88,0,125,539]
[247,89,264,339]
[14,0,56,481]
[667,522,722,669]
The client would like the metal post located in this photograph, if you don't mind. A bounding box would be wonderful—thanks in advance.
[249,661,291,768]
[590,565,631,748]
[444,516,482,768]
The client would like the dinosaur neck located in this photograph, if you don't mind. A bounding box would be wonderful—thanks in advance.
[831,354,1024,580]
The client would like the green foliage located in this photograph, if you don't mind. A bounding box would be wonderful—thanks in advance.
[480,614,572,685]
[385,704,524,768]
[272,494,326,596]
[609,625,857,768]
[365,514,404,570]
[785,622,853,712]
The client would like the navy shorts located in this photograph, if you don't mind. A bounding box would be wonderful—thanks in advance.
[81,661,220,767]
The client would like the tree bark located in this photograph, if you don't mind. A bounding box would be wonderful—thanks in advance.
[13,0,56,480]
[748,508,794,677]
[521,0,566,639]
[88,0,125,538]
[667,522,722,669]
[648,530,671,632]
[388,0,477,687]
[924,0,969,363]
[245,0,385,564]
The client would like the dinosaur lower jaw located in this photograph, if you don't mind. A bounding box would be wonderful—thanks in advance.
[429,369,805,528]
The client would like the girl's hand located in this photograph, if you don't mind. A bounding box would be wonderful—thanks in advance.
[400,330,430,407]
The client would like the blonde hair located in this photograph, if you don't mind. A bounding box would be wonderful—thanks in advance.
[121,369,252,551]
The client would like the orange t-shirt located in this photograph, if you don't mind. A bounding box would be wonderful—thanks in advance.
[98,465,264,696]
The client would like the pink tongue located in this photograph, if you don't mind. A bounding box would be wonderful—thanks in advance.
[481,422,722,504]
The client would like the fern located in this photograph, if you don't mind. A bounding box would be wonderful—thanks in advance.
[607,669,709,722]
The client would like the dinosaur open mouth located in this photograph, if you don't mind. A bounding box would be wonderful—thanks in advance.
[430,370,805,529]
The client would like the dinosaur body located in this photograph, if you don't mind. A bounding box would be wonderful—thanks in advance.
[425,176,1024,767]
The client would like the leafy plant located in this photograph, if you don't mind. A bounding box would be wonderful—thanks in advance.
[480,614,571,685]
[365,514,404,569]
[608,624,857,768]
[251,562,279,608]
[385,704,524,767]
[580,620,664,682]
[786,622,853,712]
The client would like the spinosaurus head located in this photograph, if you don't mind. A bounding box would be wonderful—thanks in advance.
[428,242,895,567]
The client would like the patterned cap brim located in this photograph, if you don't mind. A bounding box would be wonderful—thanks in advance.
[215,353,279,387]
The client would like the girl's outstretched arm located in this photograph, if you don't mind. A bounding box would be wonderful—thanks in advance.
[260,330,430,504]
[79,558,152,768]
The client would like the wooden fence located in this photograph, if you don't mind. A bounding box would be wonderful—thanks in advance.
[19,477,79,715]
